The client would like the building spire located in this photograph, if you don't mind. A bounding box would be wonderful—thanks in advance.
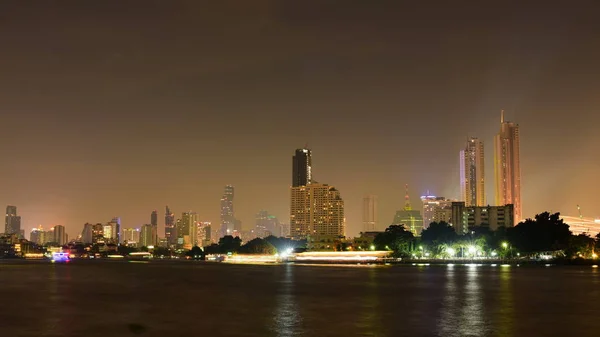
[501,109,505,123]
[404,184,412,210]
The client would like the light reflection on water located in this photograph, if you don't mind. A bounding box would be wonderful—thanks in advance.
[2,261,600,336]
[272,264,303,336]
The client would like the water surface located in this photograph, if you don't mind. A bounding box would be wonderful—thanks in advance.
[1,261,599,336]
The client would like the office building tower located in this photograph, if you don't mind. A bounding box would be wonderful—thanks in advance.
[494,110,522,222]
[421,194,454,228]
[292,148,312,187]
[110,217,121,243]
[460,137,485,206]
[140,224,157,247]
[30,226,45,245]
[279,223,290,237]
[451,201,515,233]
[165,206,176,246]
[81,223,94,244]
[255,211,279,238]
[5,205,21,236]
[290,183,345,240]
[52,225,67,246]
[220,185,235,237]
[92,223,104,244]
[392,185,424,236]
[362,195,378,232]
[178,212,198,249]
[122,227,140,245]
[196,221,211,247]
[151,211,158,226]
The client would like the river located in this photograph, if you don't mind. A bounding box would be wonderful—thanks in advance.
[1,260,599,336]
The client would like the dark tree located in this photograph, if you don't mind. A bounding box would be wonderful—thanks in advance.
[218,235,242,253]
[185,245,205,259]
[566,234,596,258]
[421,222,457,246]
[374,225,414,257]
[238,238,276,254]
[506,212,571,253]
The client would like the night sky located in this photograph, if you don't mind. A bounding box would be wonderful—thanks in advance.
[1,1,599,238]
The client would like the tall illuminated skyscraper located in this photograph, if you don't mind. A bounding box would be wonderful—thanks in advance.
[362,195,378,231]
[290,183,345,239]
[460,137,485,206]
[494,110,522,222]
[220,185,235,237]
[165,206,175,246]
[4,205,21,235]
[292,148,312,187]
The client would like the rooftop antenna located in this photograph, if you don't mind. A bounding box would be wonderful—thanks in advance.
[404,184,412,210]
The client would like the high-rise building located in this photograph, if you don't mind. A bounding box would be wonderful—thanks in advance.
[103,222,117,243]
[220,185,235,237]
[255,211,279,238]
[81,223,94,244]
[52,225,67,246]
[140,224,157,247]
[30,226,45,245]
[122,227,140,245]
[290,183,345,240]
[5,205,21,236]
[110,217,121,244]
[451,201,515,233]
[292,148,312,187]
[165,206,176,247]
[494,110,522,222]
[178,212,198,249]
[196,221,211,247]
[421,194,454,228]
[92,223,104,244]
[460,137,485,207]
[392,185,424,236]
[362,195,378,232]
[151,211,158,226]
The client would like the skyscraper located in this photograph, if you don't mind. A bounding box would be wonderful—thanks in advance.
[176,211,198,249]
[140,224,157,247]
[52,225,67,245]
[151,211,158,226]
[165,206,176,246]
[362,195,378,232]
[494,110,522,221]
[220,185,235,237]
[110,217,121,244]
[292,148,312,187]
[255,210,279,238]
[5,205,21,235]
[421,194,453,228]
[460,137,485,207]
[290,183,345,239]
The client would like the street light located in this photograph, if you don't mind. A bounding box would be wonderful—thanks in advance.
[370,245,375,251]
[502,242,508,249]
[446,247,456,257]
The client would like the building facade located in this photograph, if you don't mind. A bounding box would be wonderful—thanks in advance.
[292,148,312,187]
[220,185,235,237]
[421,195,453,228]
[460,137,485,206]
[140,224,157,247]
[451,201,515,233]
[5,205,21,236]
[494,110,522,222]
[165,206,175,247]
[290,183,345,240]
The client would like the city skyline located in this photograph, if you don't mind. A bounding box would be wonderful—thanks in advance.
[1,2,598,238]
